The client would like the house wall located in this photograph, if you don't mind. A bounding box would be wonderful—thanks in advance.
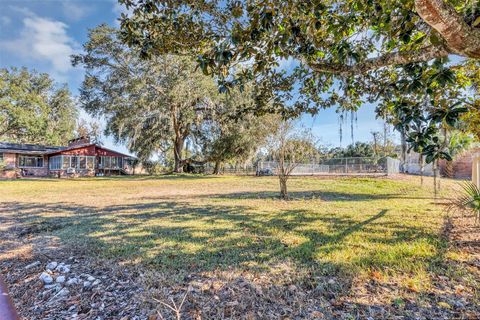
[49,145,130,177]
[17,154,48,177]
[48,169,95,178]
[439,148,480,179]
[57,145,96,156]
[95,147,127,157]
[2,144,135,179]
[0,153,17,178]
[1,153,48,178]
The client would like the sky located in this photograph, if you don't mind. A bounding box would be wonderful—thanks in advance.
[0,0,394,155]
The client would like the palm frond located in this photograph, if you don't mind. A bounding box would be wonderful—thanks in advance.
[450,182,480,223]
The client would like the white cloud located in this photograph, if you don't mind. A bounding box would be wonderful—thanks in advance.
[62,2,91,21]
[0,13,78,75]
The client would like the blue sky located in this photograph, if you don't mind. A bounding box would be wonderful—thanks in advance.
[0,0,394,154]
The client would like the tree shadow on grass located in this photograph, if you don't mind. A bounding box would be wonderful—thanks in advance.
[1,199,474,319]
[0,200,437,274]
[198,190,434,201]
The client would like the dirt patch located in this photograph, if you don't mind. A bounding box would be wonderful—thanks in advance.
[0,220,148,320]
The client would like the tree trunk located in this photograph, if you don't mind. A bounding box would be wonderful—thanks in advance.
[433,160,438,198]
[213,161,221,175]
[279,175,289,200]
[400,131,407,173]
[436,158,441,191]
[419,153,424,186]
[173,136,184,173]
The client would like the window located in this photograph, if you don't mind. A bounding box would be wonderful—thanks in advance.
[58,155,95,170]
[79,156,86,169]
[49,156,62,170]
[99,156,123,169]
[111,157,118,168]
[87,157,94,170]
[63,156,70,169]
[71,156,79,169]
[19,156,43,168]
[103,156,111,168]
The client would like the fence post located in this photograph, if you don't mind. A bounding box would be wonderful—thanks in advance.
[473,154,480,187]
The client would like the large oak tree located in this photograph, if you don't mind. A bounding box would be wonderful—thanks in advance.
[73,25,219,172]
[0,68,77,145]
[118,0,480,113]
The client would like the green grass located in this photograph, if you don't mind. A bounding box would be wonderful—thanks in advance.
[0,175,452,286]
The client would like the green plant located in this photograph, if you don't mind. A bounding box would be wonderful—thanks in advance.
[451,182,480,224]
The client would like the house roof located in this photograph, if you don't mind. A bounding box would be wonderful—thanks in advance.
[0,142,64,155]
[45,143,135,158]
[0,142,135,158]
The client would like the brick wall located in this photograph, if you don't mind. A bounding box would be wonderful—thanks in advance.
[16,154,49,177]
[440,148,480,179]
[0,153,17,178]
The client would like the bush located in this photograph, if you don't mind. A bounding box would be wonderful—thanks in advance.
[142,160,167,175]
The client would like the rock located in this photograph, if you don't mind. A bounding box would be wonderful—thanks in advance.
[453,300,465,309]
[327,278,336,285]
[39,272,54,285]
[44,284,61,290]
[54,287,69,298]
[25,261,41,270]
[92,279,101,286]
[66,278,80,286]
[56,275,66,283]
[87,275,95,282]
[56,264,71,273]
[83,281,92,288]
[46,262,58,270]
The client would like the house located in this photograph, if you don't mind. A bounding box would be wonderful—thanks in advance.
[0,137,137,178]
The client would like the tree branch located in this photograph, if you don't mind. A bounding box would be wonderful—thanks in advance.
[415,0,480,58]
[306,45,449,76]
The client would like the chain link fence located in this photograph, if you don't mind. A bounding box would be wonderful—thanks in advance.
[205,157,400,176]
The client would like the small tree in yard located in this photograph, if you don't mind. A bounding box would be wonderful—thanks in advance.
[194,85,277,174]
[267,121,317,200]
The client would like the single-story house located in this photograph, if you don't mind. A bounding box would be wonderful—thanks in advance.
[0,137,137,178]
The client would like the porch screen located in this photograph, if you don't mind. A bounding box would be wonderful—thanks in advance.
[49,156,62,170]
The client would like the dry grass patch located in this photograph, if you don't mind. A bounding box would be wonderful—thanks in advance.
[0,174,478,319]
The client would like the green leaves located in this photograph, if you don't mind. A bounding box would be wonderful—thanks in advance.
[0,68,77,145]
[74,26,220,162]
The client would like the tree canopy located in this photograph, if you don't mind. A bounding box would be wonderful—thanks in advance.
[74,25,275,172]
[0,67,77,145]
[119,0,480,114]
[73,25,221,172]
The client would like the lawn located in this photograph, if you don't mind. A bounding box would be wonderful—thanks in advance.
[1,175,478,319]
